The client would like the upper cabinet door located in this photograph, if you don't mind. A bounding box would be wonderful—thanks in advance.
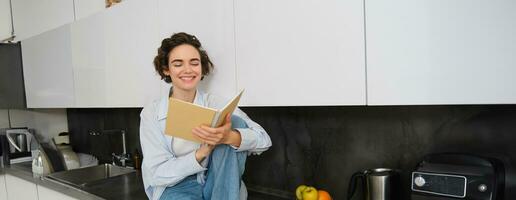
[103,0,161,107]
[71,0,162,107]
[70,11,108,107]
[234,0,366,106]
[366,0,516,105]
[157,0,237,99]
[11,0,75,41]
[22,25,75,108]
[73,0,105,20]
[0,0,12,40]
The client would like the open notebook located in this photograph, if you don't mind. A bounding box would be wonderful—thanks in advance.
[164,90,244,143]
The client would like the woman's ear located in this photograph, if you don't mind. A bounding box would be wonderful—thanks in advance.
[162,67,170,76]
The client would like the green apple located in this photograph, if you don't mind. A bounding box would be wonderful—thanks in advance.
[302,186,318,200]
[296,185,307,200]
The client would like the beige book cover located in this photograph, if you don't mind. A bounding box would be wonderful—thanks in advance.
[164,90,244,143]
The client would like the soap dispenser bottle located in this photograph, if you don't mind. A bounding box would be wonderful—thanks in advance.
[133,149,141,170]
[32,149,44,178]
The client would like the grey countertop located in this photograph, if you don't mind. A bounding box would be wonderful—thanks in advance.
[1,162,288,200]
[80,171,147,200]
[1,162,147,200]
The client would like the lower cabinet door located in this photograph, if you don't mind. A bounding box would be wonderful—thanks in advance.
[4,174,38,200]
[0,175,7,200]
[37,185,77,200]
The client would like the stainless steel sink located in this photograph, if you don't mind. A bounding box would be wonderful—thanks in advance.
[45,164,135,188]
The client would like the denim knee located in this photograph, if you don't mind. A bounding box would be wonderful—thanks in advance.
[231,115,248,129]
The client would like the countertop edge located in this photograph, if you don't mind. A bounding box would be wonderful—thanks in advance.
[1,164,105,200]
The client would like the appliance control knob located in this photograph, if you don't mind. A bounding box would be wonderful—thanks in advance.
[414,176,426,187]
[478,184,488,192]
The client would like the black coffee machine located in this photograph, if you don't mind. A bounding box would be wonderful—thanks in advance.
[411,153,509,200]
[0,128,34,166]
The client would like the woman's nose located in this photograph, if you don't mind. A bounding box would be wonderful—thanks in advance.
[184,65,193,73]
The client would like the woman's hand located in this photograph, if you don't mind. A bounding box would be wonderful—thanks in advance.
[192,114,242,147]
[195,143,215,163]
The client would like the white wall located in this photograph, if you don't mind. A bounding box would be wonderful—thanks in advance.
[0,109,68,142]
[0,110,9,128]
[0,0,12,40]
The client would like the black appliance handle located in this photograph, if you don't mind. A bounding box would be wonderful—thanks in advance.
[347,171,365,200]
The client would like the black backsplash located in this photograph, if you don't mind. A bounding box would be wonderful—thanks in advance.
[67,105,516,200]
[67,108,142,163]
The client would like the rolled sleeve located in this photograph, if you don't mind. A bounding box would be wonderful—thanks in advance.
[233,128,257,152]
[231,108,272,154]
[177,150,207,177]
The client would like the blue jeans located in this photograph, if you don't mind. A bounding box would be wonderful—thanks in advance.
[159,115,248,200]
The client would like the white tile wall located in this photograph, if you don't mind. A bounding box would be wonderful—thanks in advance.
[0,110,9,128]
[8,109,33,128]
[0,109,68,143]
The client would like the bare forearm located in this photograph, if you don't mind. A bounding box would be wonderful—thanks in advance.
[225,130,242,147]
[195,145,213,163]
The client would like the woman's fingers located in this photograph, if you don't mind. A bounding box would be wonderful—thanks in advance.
[223,114,232,127]
[192,128,214,143]
[191,132,207,143]
[192,127,223,144]
[196,119,233,145]
[194,127,218,139]
[193,133,216,145]
[199,125,217,133]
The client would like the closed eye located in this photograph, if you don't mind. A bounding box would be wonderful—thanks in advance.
[171,60,183,67]
[190,58,200,66]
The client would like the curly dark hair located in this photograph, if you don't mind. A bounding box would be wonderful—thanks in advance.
[153,32,213,83]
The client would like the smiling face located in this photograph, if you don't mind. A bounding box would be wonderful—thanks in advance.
[163,44,202,93]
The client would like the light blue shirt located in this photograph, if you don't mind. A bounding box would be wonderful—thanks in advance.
[139,88,272,200]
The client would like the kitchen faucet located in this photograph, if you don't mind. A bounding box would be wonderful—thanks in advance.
[89,129,129,167]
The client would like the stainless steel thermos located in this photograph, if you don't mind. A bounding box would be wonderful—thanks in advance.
[6,129,32,153]
[347,168,399,200]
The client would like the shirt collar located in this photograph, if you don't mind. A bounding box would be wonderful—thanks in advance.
[157,86,202,120]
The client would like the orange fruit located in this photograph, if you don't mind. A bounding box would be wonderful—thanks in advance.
[317,190,332,200]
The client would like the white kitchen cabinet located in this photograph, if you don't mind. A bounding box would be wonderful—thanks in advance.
[10,0,103,40]
[0,0,12,41]
[70,0,161,107]
[73,0,105,20]
[11,0,75,41]
[366,0,516,105]
[101,0,162,107]
[22,24,76,108]
[234,0,366,106]
[37,185,77,200]
[0,174,7,200]
[22,0,162,108]
[157,0,237,99]
[70,11,108,107]
[4,174,38,200]
[72,0,248,104]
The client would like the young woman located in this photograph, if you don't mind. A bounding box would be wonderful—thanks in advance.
[140,32,272,200]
